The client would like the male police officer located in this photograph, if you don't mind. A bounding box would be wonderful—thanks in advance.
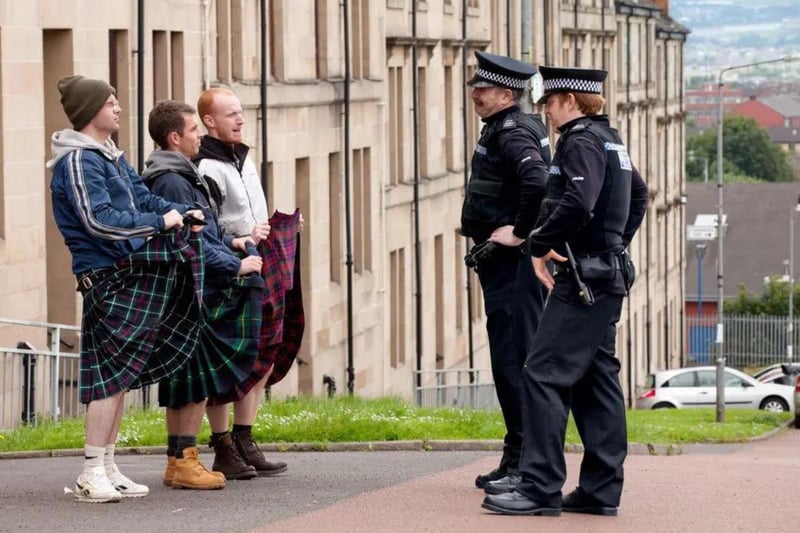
[460,51,550,490]
[482,66,648,517]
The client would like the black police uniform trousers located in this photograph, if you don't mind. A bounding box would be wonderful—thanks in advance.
[477,249,545,472]
[515,279,626,507]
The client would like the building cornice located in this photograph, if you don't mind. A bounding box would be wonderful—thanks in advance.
[386,36,440,49]
[440,38,492,49]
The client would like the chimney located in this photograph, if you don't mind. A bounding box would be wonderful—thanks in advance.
[652,0,669,16]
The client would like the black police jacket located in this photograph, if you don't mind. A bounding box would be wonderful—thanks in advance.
[460,105,550,242]
[530,115,647,259]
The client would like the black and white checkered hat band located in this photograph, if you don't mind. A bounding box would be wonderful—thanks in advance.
[543,78,602,94]
[475,68,528,89]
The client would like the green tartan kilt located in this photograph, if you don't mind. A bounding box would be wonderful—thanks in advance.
[158,272,264,408]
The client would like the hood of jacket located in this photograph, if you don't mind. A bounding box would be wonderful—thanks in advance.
[194,135,250,173]
[46,129,123,169]
[142,150,202,185]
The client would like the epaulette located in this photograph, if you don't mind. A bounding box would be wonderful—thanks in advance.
[501,117,517,129]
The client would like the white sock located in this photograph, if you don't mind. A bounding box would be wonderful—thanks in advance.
[104,443,117,474]
[84,445,105,472]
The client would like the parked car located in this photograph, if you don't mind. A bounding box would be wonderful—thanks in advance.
[752,363,800,386]
[782,364,800,428]
[636,366,794,412]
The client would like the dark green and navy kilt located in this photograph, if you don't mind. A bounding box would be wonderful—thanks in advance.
[79,231,205,404]
[158,272,264,409]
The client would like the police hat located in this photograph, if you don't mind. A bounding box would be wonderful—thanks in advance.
[537,66,607,104]
[467,51,536,90]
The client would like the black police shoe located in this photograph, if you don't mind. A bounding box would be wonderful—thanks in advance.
[483,474,521,495]
[562,487,618,516]
[475,467,507,489]
[482,491,561,516]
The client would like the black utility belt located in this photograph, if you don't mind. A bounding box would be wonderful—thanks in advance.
[555,252,621,281]
[76,268,113,295]
[465,241,528,270]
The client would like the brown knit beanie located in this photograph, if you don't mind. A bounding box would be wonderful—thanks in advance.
[57,75,115,131]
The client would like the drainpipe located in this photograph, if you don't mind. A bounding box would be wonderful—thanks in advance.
[663,34,670,370]
[627,12,652,377]
[573,0,579,65]
[462,0,475,376]
[521,0,532,64]
[412,0,423,388]
[543,0,549,65]
[678,37,686,368]
[520,0,532,113]
[259,0,269,196]
[200,0,210,90]
[506,0,511,56]
[622,8,634,405]
[136,0,145,172]
[343,0,355,394]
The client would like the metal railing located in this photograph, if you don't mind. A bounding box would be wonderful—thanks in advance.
[687,313,798,369]
[413,368,499,409]
[0,318,158,430]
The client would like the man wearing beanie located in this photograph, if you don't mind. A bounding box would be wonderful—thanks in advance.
[47,75,207,503]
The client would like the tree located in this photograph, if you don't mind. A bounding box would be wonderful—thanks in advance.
[724,278,800,316]
[687,116,795,183]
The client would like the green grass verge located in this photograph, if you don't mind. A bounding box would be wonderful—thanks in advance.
[0,395,791,453]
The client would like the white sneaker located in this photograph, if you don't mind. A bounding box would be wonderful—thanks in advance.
[107,464,149,498]
[74,466,122,503]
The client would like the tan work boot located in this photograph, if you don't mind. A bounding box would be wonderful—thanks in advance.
[163,456,176,487]
[172,447,226,490]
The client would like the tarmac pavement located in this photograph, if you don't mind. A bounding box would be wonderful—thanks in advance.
[0,429,798,533]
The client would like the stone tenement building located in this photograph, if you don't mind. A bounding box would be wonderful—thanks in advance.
[0,0,687,407]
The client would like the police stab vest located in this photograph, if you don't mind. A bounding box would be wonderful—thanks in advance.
[460,110,552,240]
[540,117,632,254]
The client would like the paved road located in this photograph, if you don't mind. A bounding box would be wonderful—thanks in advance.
[1,430,798,533]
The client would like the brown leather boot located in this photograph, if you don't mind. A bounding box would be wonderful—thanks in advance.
[163,456,176,487]
[209,433,258,480]
[232,430,288,477]
[172,447,226,490]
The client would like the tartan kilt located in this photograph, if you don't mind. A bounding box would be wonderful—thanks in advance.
[207,210,304,405]
[158,272,264,409]
[79,231,205,404]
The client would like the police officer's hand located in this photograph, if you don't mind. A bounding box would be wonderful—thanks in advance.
[533,249,567,291]
[489,225,524,247]
[250,222,271,244]
[238,255,263,276]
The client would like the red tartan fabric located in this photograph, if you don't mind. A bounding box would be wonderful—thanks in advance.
[207,209,304,404]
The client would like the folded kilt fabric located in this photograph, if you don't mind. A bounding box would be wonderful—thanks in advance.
[207,209,305,404]
[157,271,265,409]
[79,230,205,404]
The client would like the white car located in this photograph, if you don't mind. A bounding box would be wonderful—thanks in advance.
[635,366,794,412]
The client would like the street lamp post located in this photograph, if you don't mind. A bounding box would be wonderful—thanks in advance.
[696,244,707,318]
[715,56,798,423]
[789,198,800,364]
